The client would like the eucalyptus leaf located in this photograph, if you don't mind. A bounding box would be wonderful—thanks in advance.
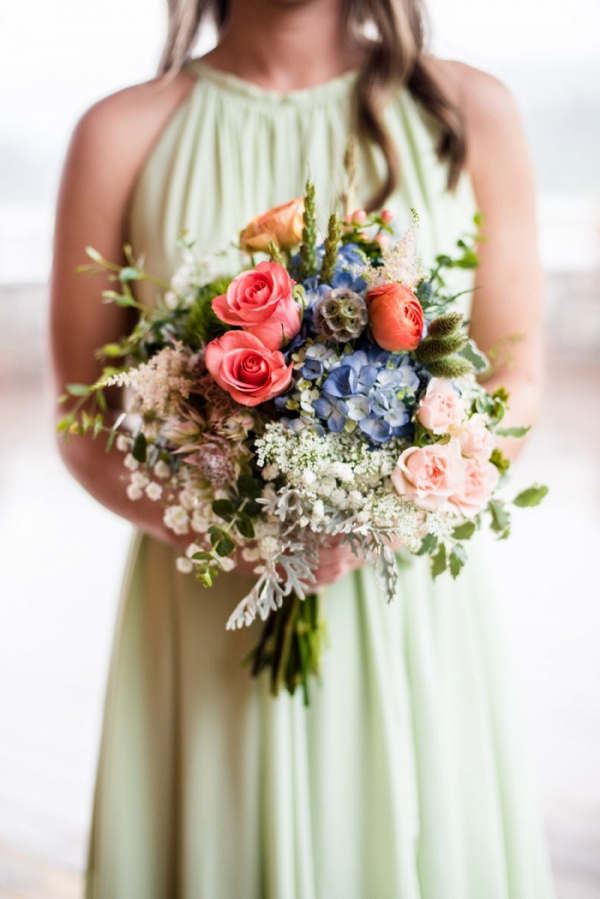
[212,499,236,521]
[237,475,262,499]
[236,512,255,539]
[215,535,235,556]
[244,499,263,518]
[192,551,213,562]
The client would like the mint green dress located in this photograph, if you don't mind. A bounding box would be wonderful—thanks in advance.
[85,60,555,899]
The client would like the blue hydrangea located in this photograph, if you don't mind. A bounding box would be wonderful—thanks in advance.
[283,341,423,444]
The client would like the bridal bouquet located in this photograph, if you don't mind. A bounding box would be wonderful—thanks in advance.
[59,182,547,703]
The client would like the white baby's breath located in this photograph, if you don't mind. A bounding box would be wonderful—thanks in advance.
[145,482,163,501]
[124,453,138,471]
[164,505,190,536]
[154,460,171,479]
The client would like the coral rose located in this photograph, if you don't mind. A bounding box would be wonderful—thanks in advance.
[391,438,466,511]
[239,198,304,254]
[366,283,424,352]
[449,458,499,518]
[416,378,467,435]
[205,331,292,407]
[212,261,300,350]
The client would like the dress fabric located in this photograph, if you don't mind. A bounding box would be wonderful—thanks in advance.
[85,60,555,899]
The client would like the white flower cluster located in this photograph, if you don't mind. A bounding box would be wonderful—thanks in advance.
[165,246,230,309]
[104,345,193,417]
[255,422,457,553]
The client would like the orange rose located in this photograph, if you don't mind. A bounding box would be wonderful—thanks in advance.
[239,198,304,254]
[366,283,424,352]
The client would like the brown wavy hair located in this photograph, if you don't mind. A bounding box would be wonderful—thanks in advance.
[159,0,466,209]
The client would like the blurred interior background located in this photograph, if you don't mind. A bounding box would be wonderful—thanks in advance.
[1,0,599,896]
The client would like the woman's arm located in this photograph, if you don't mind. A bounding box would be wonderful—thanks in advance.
[444,61,543,459]
[50,74,194,546]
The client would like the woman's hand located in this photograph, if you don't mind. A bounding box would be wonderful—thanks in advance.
[311,535,366,589]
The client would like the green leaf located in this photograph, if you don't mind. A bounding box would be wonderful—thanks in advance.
[490,448,510,476]
[192,551,213,562]
[237,475,262,499]
[57,414,74,432]
[460,339,489,373]
[452,520,477,541]
[243,499,263,518]
[66,383,91,396]
[208,525,227,546]
[93,414,104,438]
[118,267,143,282]
[456,249,479,269]
[496,425,531,439]
[449,544,467,578]
[100,342,126,357]
[431,544,447,578]
[215,535,235,556]
[131,431,147,463]
[513,484,549,507]
[199,570,214,587]
[113,294,139,308]
[235,512,255,539]
[212,499,236,521]
[489,500,511,536]
[417,533,438,556]
[492,386,510,404]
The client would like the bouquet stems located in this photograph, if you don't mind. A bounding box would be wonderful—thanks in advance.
[244,592,326,706]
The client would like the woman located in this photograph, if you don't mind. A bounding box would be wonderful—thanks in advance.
[50,0,555,896]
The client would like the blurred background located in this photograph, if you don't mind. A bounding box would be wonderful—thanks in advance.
[1,0,599,896]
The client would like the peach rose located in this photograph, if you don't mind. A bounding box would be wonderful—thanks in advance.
[416,378,467,435]
[212,262,300,350]
[366,283,424,352]
[205,331,292,407]
[239,198,304,254]
[454,413,495,461]
[391,438,466,511]
[449,458,499,518]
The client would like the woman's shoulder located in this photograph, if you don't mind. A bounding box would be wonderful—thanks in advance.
[428,58,518,117]
[427,57,531,192]
[65,71,195,194]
